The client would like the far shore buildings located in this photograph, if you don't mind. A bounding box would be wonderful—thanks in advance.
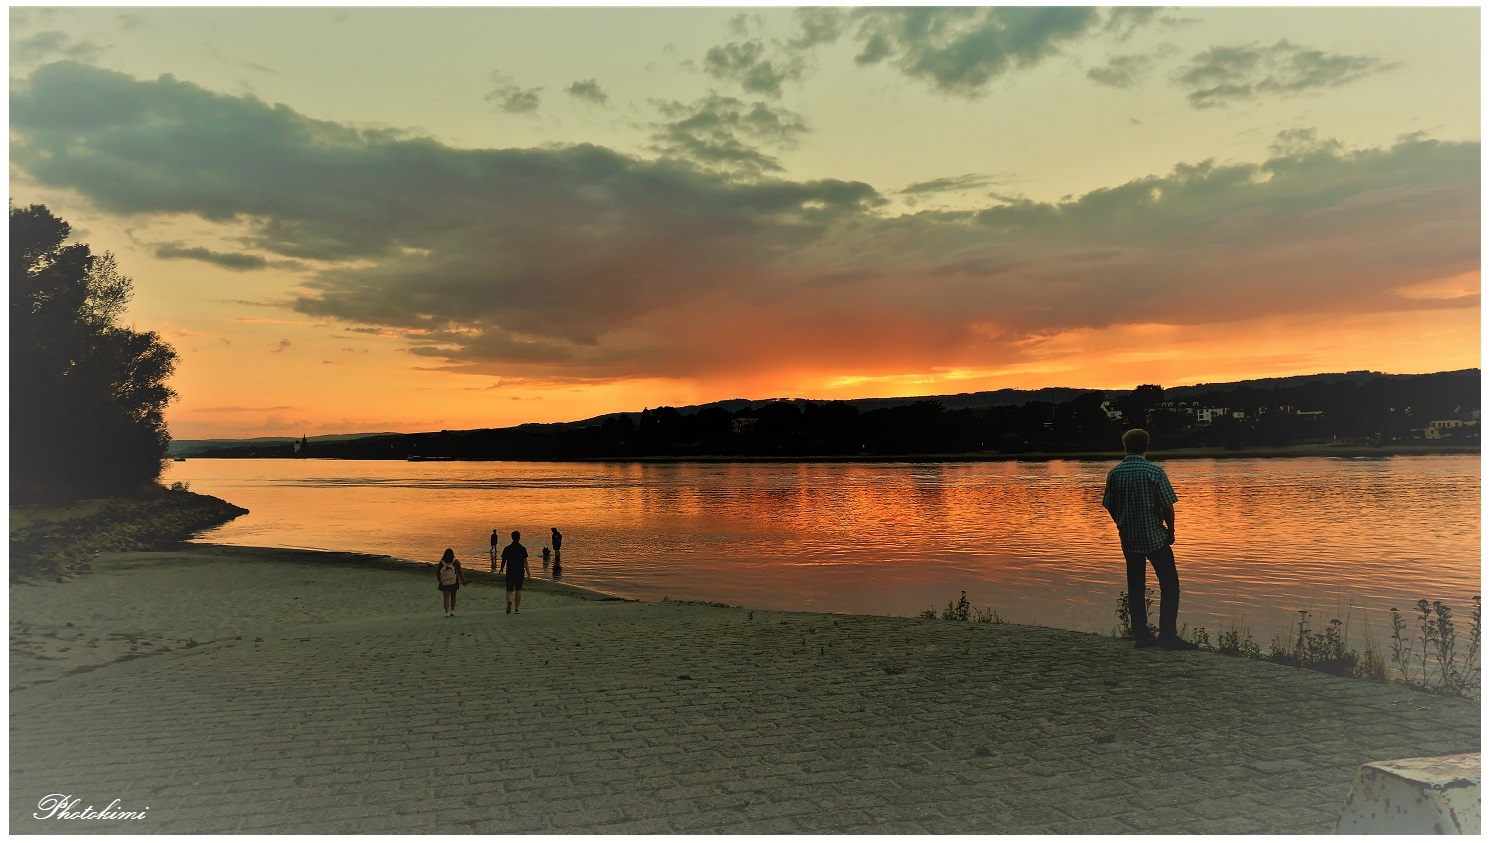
[1425,416,1477,440]
[1143,400,1478,443]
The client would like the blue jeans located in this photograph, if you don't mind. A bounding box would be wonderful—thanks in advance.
[1123,544,1179,639]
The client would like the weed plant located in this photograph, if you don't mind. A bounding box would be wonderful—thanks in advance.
[1117,592,1480,699]
[1113,588,1160,640]
[920,590,1004,624]
[1388,598,1480,696]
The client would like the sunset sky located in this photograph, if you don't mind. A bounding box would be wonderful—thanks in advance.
[9,6,1480,440]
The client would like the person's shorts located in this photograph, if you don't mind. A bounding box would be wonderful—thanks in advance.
[505,572,524,591]
[439,584,459,593]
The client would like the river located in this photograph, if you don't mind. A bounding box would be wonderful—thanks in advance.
[163,455,1479,649]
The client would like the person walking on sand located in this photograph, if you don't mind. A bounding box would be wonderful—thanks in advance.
[490,529,499,570]
[1102,429,1198,651]
[550,527,563,563]
[499,531,529,615]
[436,548,469,617]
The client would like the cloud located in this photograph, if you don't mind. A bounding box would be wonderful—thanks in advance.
[1100,7,1168,40]
[789,7,845,50]
[154,242,271,270]
[1087,54,1155,89]
[271,339,292,353]
[187,405,297,413]
[10,61,1476,386]
[790,7,1156,97]
[703,40,805,98]
[650,95,810,176]
[565,78,608,105]
[899,174,1004,196]
[234,317,326,326]
[1177,40,1398,108]
[485,72,541,114]
[727,12,762,38]
[13,31,104,64]
[158,323,213,340]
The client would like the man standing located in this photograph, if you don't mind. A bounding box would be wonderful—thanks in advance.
[489,529,499,571]
[550,527,563,563]
[1102,429,1198,650]
[499,531,529,615]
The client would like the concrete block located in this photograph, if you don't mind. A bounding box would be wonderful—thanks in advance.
[1334,752,1479,834]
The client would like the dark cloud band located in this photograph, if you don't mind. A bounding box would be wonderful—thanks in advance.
[10,61,1477,384]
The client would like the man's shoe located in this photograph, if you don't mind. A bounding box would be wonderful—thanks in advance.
[1134,635,1158,649]
[1159,635,1200,651]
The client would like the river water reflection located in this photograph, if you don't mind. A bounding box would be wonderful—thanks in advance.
[164,456,1479,647]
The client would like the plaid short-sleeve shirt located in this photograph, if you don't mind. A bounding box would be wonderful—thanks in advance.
[1102,455,1178,552]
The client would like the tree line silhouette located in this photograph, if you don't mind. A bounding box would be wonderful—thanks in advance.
[12,205,178,502]
[207,369,1478,461]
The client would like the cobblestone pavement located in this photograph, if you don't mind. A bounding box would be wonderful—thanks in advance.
[10,555,1480,834]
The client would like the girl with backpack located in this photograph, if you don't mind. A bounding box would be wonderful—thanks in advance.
[436,548,468,617]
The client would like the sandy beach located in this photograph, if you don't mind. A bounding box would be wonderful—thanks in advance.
[9,544,613,693]
[10,543,1481,834]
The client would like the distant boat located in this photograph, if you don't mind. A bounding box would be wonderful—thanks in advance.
[173,457,187,462]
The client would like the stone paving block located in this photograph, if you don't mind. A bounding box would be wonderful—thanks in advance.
[11,598,1482,835]
[588,816,677,833]
[715,814,819,834]
[665,806,755,832]
[1185,813,1273,833]
[1053,814,1140,834]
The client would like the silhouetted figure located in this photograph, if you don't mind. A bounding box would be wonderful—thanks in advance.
[1102,429,1197,651]
[436,548,468,617]
[550,527,563,564]
[499,531,529,614]
[541,546,551,570]
[490,529,499,571]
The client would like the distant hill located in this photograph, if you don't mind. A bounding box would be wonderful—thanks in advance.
[548,370,1458,428]
[553,386,1096,429]
[169,432,399,458]
[176,369,1474,455]
[1161,370,1410,398]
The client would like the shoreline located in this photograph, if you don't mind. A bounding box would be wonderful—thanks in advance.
[8,542,633,693]
[9,487,248,580]
[202,542,642,604]
[13,541,1474,700]
[180,442,1478,462]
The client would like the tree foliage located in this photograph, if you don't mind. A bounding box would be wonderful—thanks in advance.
[11,204,178,501]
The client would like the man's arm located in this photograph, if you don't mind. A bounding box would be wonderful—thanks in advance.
[1161,502,1175,543]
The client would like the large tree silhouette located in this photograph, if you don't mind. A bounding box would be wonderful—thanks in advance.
[11,204,178,501]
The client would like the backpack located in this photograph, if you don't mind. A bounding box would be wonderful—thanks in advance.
[439,560,458,586]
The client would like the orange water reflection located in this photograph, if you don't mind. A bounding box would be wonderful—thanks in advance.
[165,456,1479,648]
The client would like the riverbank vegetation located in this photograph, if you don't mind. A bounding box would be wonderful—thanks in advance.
[12,205,179,502]
[919,590,1004,624]
[1112,589,1481,699]
[10,205,248,579]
